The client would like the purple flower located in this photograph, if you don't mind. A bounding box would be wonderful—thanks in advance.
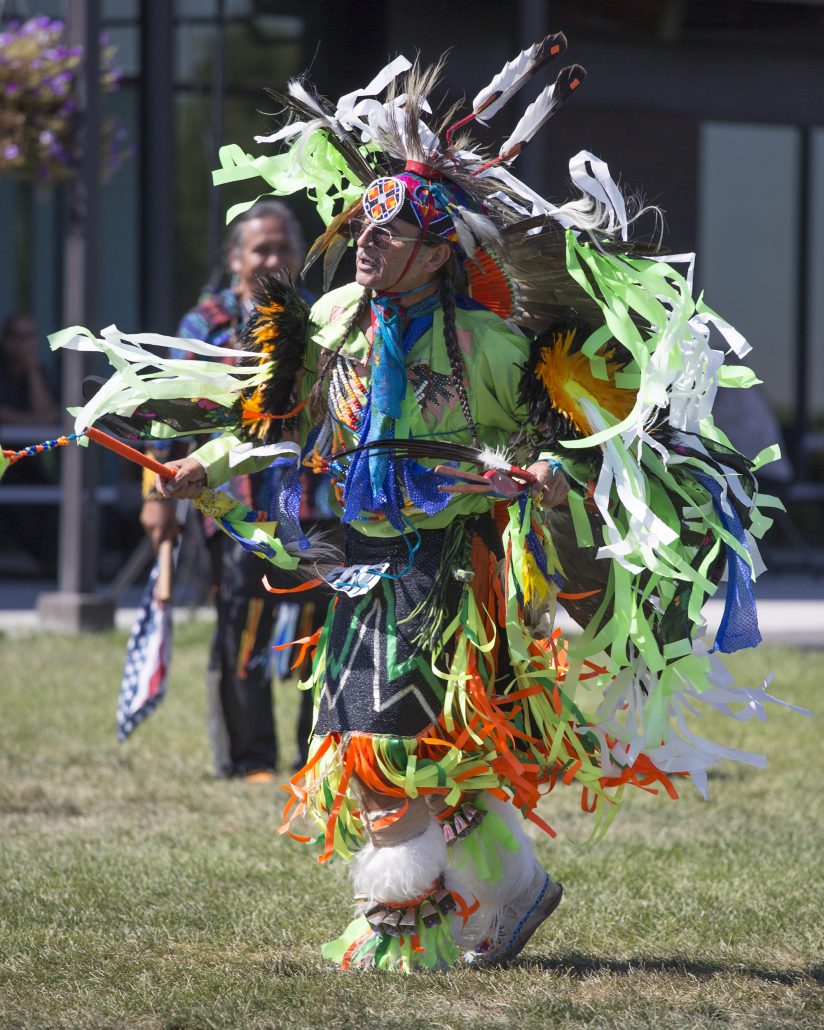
[4,83,19,97]
[3,144,21,161]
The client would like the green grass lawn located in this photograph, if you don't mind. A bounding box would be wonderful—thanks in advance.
[1,622,821,1029]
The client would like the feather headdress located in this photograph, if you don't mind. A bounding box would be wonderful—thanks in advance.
[214,41,629,329]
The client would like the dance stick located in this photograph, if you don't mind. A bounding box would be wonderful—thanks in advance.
[86,425,239,524]
[85,425,176,480]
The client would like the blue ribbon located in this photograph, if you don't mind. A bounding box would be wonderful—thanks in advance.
[696,473,762,654]
[342,291,441,528]
[340,292,490,529]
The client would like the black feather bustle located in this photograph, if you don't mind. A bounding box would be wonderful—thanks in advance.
[518,318,638,452]
[232,276,312,444]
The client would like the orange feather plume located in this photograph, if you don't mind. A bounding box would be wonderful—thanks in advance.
[534,327,634,436]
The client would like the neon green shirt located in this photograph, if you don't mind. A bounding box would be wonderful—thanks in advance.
[193,283,537,537]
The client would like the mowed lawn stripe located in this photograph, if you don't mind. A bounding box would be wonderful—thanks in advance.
[1,626,821,1029]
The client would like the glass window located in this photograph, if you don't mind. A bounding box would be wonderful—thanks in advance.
[698,122,800,418]
[102,0,139,18]
[105,25,139,78]
[176,0,218,18]
[173,15,305,313]
[809,130,824,428]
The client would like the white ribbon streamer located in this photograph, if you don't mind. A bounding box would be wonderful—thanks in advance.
[568,150,629,240]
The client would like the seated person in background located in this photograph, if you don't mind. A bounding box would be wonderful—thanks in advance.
[0,313,59,426]
[712,382,794,488]
[0,312,60,573]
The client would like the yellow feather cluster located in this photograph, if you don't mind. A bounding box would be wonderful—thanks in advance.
[521,552,550,606]
[239,301,284,441]
[534,328,634,437]
[248,300,284,358]
[239,392,272,441]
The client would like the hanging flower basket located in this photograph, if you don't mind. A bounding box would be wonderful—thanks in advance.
[0,15,133,183]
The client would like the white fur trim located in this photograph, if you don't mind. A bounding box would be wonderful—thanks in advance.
[352,822,445,904]
[446,796,538,948]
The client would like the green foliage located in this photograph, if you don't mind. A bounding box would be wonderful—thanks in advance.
[0,626,821,1028]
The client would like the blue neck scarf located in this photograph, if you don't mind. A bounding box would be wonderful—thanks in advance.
[340,290,490,529]
[342,286,443,528]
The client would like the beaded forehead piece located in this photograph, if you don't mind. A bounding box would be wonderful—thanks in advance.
[362,170,477,254]
[363,177,406,224]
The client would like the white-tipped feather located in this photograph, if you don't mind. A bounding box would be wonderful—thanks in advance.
[498,66,585,162]
[451,211,480,259]
[472,34,567,125]
[459,208,503,249]
[288,80,332,121]
[282,526,344,575]
[254,82,338,148]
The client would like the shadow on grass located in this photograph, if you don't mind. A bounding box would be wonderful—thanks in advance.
[521,953,824,986]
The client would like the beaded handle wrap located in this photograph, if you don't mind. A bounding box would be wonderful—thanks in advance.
[2,432,82,466]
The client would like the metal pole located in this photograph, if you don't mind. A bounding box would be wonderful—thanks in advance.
[207,0,227,282]
[139,0,174,331]
[38,0,114,630]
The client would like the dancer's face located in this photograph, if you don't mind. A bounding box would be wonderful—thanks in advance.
[231,216,301,301]
[353,216,450,295]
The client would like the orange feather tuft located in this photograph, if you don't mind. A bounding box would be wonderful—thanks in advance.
[466,247,515,319]
[534,327,634,436]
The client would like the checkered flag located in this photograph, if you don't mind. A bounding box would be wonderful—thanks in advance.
[117,542,175,741]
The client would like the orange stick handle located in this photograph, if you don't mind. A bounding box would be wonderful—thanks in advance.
[85,425,176,479]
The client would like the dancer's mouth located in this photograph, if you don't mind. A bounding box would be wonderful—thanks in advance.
[357,252,380,272]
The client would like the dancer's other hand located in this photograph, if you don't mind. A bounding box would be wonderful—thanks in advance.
[526,460,570,508]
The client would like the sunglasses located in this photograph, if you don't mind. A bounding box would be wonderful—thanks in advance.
[340,217,443,250]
